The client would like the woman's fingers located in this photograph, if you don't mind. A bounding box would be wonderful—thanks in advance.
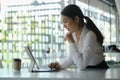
[55,64,61,70]
[64,32,74,43]
[54,62,61,70]
[48,62,61,70]
[49,63,55,69]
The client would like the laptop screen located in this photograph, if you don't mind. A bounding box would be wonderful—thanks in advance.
[25,46,58,72]
[25,46,39,69]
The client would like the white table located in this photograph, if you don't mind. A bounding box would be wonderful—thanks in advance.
[0,68,120,80]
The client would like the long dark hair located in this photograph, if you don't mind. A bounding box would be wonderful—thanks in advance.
[61,4,104,45]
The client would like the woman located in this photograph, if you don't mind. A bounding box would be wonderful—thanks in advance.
[48,4,109,70]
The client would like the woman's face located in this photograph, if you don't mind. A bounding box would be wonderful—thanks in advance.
[61,15,79,33]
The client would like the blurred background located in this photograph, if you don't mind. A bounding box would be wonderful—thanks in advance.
[0,0,120,68]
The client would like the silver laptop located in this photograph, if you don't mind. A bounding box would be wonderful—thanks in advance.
[25,46,58,72]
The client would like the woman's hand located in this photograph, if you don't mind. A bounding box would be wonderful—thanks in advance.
[64,32,75,43]
[48,62,61,70]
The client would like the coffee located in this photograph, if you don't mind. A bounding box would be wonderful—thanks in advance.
[13,58,21,71]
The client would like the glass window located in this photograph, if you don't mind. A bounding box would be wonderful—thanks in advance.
[0,0,66,68]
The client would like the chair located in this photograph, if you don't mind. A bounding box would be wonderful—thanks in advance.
[108,45,120,52]
[103,45,120,53]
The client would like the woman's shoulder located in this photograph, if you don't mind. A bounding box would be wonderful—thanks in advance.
[83,24,95,35]
[87,31,95,36]
[82,25,96,39]
[85,30,97,39]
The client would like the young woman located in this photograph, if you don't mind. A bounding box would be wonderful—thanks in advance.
[48,4,109,70]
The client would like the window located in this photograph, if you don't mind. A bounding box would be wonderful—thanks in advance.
[0,0,66,68]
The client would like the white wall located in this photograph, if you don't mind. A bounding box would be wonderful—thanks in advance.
[77,0,117,15]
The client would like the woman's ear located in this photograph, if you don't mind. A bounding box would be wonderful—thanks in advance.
[74,16,79,23]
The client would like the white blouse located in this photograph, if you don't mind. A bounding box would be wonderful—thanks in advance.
[60,25,104,69]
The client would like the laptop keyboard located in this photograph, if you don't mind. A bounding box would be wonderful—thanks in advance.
[31,68,59,72]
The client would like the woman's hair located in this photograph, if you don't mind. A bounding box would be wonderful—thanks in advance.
[61,4,104,45]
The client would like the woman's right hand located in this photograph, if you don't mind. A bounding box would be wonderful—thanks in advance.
[64,32,75,43]
[48,62,61,70]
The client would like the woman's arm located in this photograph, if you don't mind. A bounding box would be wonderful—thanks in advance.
[60,51,74,69]
[48,49,74,70]
[70,31,98,69]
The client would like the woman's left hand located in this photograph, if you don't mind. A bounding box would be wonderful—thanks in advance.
[48,62,61,70]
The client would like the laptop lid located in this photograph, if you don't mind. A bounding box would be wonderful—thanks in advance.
[25,46,58,72]
[25,46,39,72]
